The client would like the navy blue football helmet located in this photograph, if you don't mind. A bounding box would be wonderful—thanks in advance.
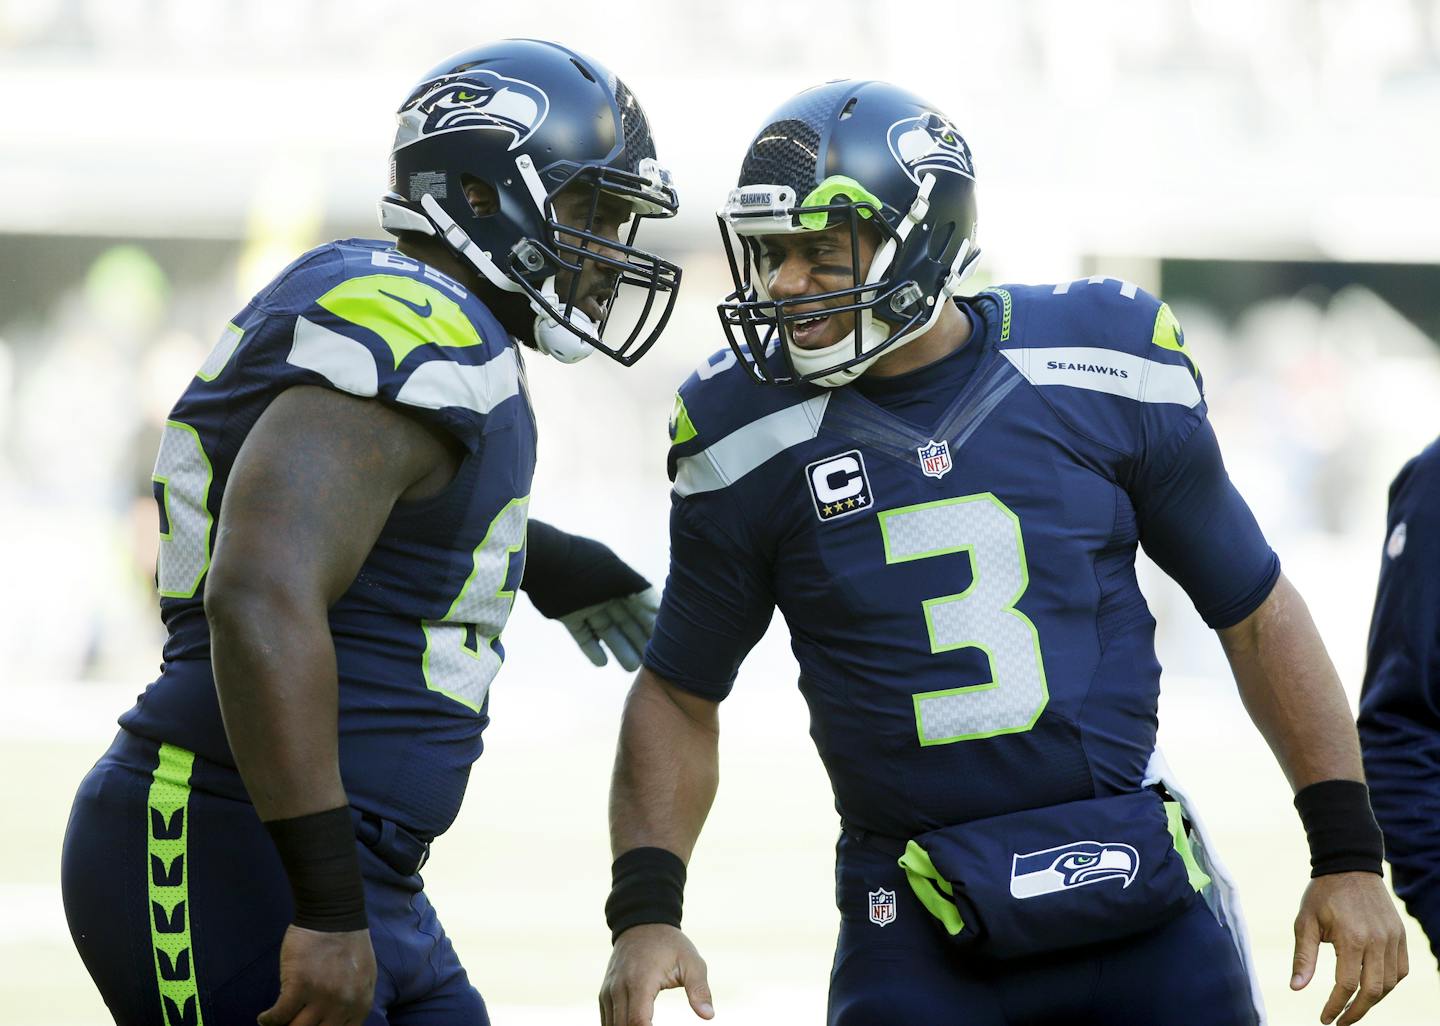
[380,39,680,365]
[717,80,980,386]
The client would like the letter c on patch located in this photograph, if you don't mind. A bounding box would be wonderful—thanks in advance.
[812,455,863,503]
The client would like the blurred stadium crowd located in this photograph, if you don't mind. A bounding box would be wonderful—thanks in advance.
[1,0,1438,690]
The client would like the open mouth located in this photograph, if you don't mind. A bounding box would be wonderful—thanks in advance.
[790,311,835,347]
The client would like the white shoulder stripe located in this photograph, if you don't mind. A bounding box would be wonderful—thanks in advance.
[396,348,519,414]
[288,316,379,396]
[674,394,831,497]
[288,316,520,414]
[1001,347,1200,408]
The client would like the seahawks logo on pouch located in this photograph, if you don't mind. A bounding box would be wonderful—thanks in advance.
[1010,840,1139,899]
[395,71,550,151]
[806,449,873,522]
[887,113,974,184]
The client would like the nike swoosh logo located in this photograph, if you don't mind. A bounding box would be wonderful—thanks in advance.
[379,289,433,318]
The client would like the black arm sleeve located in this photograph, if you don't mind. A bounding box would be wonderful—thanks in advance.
[643,497,776,701]
[1132,417,1280,629]
[520,519,649,619]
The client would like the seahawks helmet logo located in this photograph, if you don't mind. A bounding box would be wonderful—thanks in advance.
[395,71,550,152]
[887,113,974,184]
[1009,840,1139,899]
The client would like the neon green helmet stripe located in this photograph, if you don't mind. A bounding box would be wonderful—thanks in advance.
[797,175,882,231]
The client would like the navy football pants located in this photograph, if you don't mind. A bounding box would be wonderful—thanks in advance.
[830,833,1260,1026]
[62,730,487,1026]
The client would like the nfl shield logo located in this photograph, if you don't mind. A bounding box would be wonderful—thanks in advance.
[917,439,952,479]
[868,887,897,927]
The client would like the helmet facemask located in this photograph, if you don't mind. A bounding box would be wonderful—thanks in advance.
[507,157,681,365]
[717,174,974,387]
[378,47,682,366]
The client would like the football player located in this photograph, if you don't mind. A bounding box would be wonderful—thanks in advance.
[597,81,1407,1026]
[62,39,678,1026]
[1358,435,1440,965]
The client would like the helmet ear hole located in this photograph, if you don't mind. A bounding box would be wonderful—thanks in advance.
[928,221,956,261]
[460,175,500,217]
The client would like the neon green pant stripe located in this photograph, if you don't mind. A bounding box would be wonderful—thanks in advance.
[147,743,204,1026]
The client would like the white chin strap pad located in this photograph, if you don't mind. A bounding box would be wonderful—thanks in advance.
[531,277,596,364]
[788,312,892,388]
[793,236,980,389]
[406,195,597,365]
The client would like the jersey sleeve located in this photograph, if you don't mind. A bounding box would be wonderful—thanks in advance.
[247,252,516,454]
[1123,302,1279,629]
[644,495,776,701]
[1131,414,1280,628]
[643,383,778,701]
[1358,445,1440,951]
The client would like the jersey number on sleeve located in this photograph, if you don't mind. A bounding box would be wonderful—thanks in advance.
[879,493,1049,746]
[421,496,529,713]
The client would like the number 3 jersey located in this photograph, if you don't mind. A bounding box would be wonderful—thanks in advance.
[119,238,537,839]
[647,281,1280,839]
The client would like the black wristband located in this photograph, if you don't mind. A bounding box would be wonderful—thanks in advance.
[605,847,686,943]
[1293,779,1385,878]
[522,520,649,619]
[264,806,368,932]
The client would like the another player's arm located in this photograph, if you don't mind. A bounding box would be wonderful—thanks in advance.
[1358,453,1440,959]
[206,384,460,1026]
[1219,581,1409,1025]
[521,520,659,671]
[600,666,719,1026]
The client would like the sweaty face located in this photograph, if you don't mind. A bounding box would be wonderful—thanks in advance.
[550,186,637,324]
[756,222,880,350]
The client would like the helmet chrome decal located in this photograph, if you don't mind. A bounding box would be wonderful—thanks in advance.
[395,71,551,153]
[887,113,974,184]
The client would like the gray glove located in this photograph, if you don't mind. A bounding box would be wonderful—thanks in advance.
[557,586,660,671]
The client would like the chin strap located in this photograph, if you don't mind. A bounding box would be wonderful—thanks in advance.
[791,235,979,389]
[380,193,596,364]
[532,277,597,364]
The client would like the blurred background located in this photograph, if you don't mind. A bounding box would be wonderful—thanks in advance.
[1,0,1438,1022]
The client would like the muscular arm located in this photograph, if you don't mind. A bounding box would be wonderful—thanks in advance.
[1219,572,1407,1025]
[601,667,720,1026]
[609,666,720,860]
[206,384,460,820]
[1218,572,1362,789]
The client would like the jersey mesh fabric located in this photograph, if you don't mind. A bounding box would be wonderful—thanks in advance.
[120,239,537,839]
[646,280,1278,837]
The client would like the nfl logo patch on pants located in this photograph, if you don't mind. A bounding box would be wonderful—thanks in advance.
[868,887,896,926]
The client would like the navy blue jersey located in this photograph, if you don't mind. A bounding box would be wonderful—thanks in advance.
[120,239,537,839]
[648,279,1279,838]
[1358,436,1440,952]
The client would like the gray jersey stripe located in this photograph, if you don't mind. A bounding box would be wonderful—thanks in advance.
[674,394,831,497]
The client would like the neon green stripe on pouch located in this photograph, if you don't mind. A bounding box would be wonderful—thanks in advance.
[898,840,966,936]
[1165,801,1213,893]
[147,743,203,1026]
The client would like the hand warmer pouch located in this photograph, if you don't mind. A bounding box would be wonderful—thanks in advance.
[898,790,1211,959]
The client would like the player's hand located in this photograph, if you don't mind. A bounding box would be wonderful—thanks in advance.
[257,924,376,1026]
[599,923,713,1026]
[562,587,659,672]
[1290,872,1408,1025]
